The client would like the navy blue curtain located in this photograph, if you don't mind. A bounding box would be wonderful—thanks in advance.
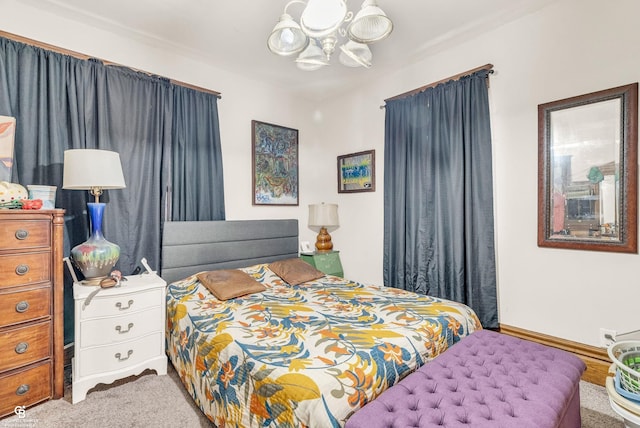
[171,85,225,221]
[383,70,498,328]
[0,36,225,342]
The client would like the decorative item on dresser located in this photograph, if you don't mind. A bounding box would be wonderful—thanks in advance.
[72,273,167,404]
[0,209,65,418]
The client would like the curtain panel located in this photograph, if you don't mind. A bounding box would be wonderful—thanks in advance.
[0,36,225,340]
[171,85,225,221]
[383,70,498,328]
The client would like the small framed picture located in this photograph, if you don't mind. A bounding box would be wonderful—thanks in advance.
[252,120,299,206]
[337,150,375,193]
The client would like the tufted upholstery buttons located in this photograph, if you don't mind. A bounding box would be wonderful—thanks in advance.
[345,330,586,428]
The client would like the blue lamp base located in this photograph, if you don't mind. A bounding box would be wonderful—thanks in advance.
[70,202,120,285]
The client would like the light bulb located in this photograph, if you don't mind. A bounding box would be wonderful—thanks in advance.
[280,28,295,48]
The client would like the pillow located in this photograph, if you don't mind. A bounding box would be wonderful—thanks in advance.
[268,258,324,286]
[196,269,266,301]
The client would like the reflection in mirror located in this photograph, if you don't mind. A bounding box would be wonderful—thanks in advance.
[538,83,638,252]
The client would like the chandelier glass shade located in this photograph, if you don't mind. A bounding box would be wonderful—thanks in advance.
[267,0,393,71]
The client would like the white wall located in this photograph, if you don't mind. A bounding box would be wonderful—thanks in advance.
[3,0,639,347]
[316,0,640,347]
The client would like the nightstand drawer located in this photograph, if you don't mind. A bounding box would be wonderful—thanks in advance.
[313,254,339,272]
[0,362,51,417]
[0,253,50,289]
[79,306,163,348]
[0,287,51,328]
[0,322,51,372]
[0,220,50,250]
[80,288,164,320]
[77,332,164,377]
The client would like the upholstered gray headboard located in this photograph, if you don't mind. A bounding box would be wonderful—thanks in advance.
[160,219,299,284]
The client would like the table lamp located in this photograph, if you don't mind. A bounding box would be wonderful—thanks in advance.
[63,149,126,285]
[308,203,339,252]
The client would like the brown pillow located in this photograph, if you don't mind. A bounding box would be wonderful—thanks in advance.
[268,258,324,286]
[196,269,266,301]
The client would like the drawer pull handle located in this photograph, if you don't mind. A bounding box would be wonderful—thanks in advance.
[15,264,30,275]
[115,300,134,311]
[15,229,29,240]
[115,323,134,334]
[115,350,133,362]
[16,384,30,396]
[16,301,30,313]
[15,342,29,354]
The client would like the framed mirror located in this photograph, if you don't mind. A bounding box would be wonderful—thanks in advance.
[538,83,638,252]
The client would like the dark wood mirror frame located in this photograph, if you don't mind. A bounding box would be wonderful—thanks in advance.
[538,83,638,253]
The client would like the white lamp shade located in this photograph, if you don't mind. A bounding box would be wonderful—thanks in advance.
[339,41,372,68]
[347,0,393,43]
[268,13,309,56]
[63,149,126,190]
[309,203,339,227]
[296,39,329,71]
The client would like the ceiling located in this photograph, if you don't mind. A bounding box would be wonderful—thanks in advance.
[29,0,554,101]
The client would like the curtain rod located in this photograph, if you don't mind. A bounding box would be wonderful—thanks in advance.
[0,30,222,99]
[380,63,494,109]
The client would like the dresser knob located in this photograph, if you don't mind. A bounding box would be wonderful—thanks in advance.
[115,323,134,334]
[16,384,30,396]
[15,301,30,313]
[15,264,30,276]
[115,350,133,361]
[115,300,134,311]
[15,229,29,240]
[15,342,29,354]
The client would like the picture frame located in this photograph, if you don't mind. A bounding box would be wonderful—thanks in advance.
[538,83,638,253]
[337,150,375,193]
[252,120,299,206]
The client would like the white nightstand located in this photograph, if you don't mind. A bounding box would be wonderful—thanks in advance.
[72,274,167,404]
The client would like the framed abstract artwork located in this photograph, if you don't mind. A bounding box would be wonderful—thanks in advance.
[337,150,375,193]
[0,116,16,182]
[252,120,299,206]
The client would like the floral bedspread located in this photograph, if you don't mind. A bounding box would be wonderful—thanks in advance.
[165,264,481,427]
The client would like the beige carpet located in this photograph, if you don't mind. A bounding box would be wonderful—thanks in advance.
[0,363,628,428]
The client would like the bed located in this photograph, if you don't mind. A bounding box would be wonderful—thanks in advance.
[161,219,481,427]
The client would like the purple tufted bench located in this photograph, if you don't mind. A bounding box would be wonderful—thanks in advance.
[345,329,586,428]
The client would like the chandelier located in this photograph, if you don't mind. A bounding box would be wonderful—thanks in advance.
[267,0,393,71]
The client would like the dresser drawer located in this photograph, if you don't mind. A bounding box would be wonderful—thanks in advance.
[80,288,164,320]
[0,362,51,418]
[0,253,50,289]
[77,332,163,377]
[79,306,163,348]
[0,287,50,328]
[0,322,51,372]
[0,220,50,250]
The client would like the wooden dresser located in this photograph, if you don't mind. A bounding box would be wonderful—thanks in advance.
[0,209,65,418]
